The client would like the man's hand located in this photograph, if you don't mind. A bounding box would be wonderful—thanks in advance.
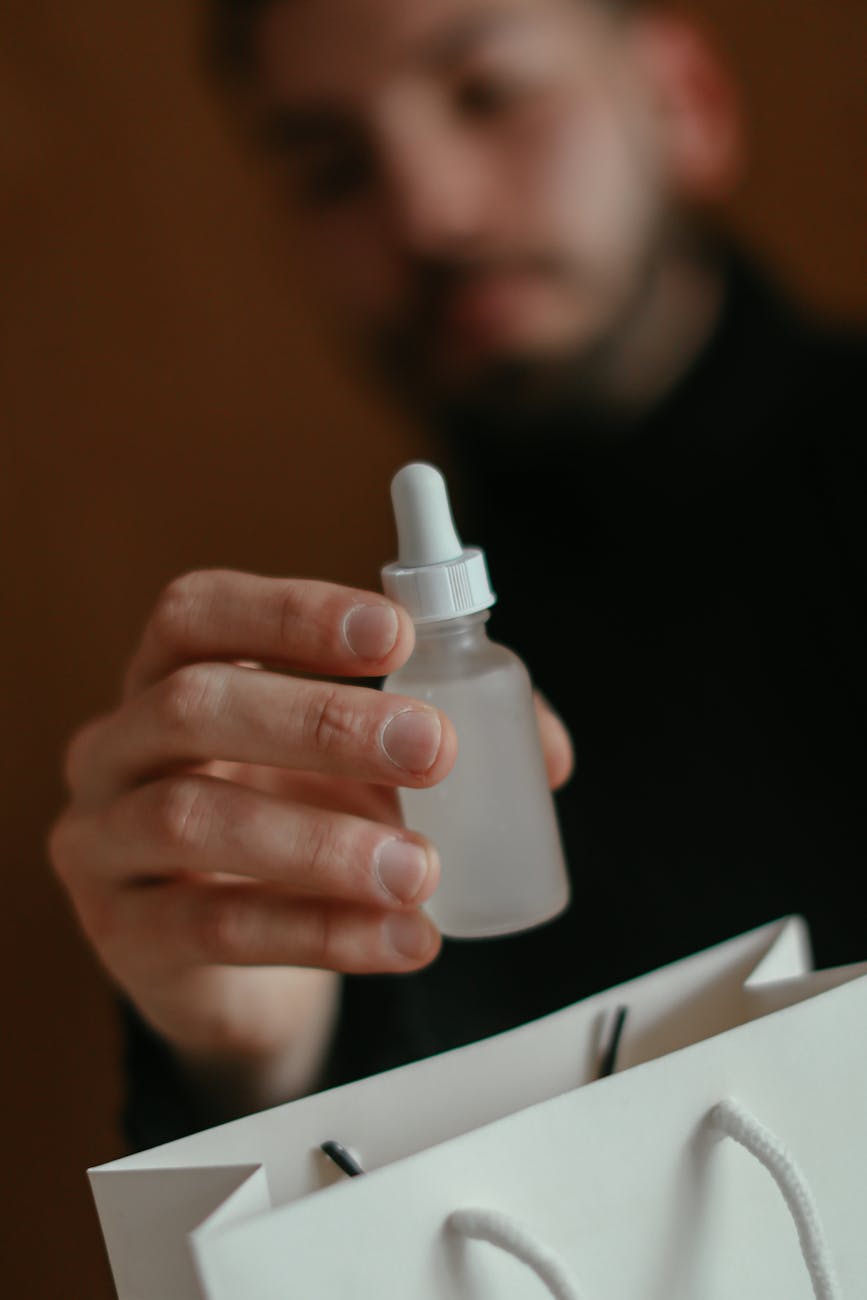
[48,570,572,1112]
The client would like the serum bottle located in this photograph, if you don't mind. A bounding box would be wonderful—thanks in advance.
[382,462,571,939]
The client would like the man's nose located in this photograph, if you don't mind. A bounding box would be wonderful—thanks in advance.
[377,125,492,260]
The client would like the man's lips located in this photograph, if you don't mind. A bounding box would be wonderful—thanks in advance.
[434,268,554,342]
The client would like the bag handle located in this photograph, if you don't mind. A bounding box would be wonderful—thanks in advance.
[709,1099,841,1300]
[446,1098,841,1300]
[447,1206,586,1300]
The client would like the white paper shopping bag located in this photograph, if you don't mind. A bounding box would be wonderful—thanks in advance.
[89,916,867,1299]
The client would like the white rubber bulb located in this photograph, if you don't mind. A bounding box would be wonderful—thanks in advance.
[391,462,463,566]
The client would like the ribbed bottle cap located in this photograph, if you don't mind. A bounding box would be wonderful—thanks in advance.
[381,462,496,623]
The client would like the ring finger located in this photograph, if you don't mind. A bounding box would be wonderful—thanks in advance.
[73,773,442,909]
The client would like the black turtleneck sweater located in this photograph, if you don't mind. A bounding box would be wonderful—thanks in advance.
[120,246,866,1151]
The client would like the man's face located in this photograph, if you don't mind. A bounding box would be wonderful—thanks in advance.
[252,0,678,410]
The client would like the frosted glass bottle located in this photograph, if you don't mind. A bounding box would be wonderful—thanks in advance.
[384,611,571,938]
[381,461,571,940]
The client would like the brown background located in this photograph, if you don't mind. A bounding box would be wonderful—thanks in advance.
[1,1,864,1295]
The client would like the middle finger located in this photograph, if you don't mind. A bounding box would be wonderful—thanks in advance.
[69,661,456,805]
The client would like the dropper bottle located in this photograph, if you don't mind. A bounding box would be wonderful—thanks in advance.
[382,462,571,939]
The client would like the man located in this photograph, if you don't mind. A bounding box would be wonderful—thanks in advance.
[49,0,865,1149]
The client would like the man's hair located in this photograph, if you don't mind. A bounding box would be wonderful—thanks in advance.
[207,0,641,86]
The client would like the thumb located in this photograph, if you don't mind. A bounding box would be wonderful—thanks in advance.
[533,690,574,790]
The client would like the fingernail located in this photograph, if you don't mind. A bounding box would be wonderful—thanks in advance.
[381,708,442,773]
[343,604,399,660]
[375,838,430,903]
[384,911,436,960]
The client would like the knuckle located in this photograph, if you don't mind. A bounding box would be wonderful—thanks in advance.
[306,822,376,903]
[197,893,255,964]
[62,717,101,793]
[46,814,117,945]
[76,888,118,951]
[304,686,361,755]
[150,571,208,648]
[158,663,228,737]
[276,580,309,652]
[301,816,342,878]
[153,777,212,853]
[46,810,82,884]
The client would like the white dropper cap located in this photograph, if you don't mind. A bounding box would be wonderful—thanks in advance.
[381,462,496,623]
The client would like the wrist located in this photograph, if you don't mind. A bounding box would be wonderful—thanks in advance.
[169,971,343,1124]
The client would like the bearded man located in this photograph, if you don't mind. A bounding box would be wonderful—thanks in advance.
[50,0,866,1148]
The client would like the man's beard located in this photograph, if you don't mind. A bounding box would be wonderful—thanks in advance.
[379,324,589,422]
[369,259,615,424]
[361,213,698,434]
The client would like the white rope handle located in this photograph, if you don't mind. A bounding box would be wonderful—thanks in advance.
[709,1098,842,1300]
[446,1098,841,1299]
[446,1207,584,1300]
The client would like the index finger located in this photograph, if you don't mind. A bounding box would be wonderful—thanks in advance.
[124,570,414,698]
